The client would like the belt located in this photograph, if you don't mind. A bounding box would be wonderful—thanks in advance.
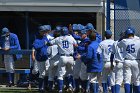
[60,54,73,56]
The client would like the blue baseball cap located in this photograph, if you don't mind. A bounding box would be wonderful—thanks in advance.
[55,26,62,31]
[86,23,95,30]
[77,24,85,31]
[72,24,79,31]
[105,30,112,36]
[43,25,51,31]
[38,25,46,32]
[1,27,10,37]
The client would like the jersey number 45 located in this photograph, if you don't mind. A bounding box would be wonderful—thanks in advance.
[126,44,135,53]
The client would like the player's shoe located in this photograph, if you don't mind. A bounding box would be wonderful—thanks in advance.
[38,89,45,93]
[67,86,74,93]
[6,82,14,87]
[58,90,63,93]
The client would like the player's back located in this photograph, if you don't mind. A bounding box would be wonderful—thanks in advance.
[97,39,115,61]
[53,35,76,55]
[118,38,140,60]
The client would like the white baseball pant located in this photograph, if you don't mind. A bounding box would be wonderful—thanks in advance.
[123,60,140,86]
[4,55,14,73]
[37,59,50,79]
[57,56,74,80]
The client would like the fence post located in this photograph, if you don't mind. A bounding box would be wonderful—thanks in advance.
[106,0,110,30]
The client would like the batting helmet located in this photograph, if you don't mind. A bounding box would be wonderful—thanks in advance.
[125,27,135,36]
[105,30,112,36]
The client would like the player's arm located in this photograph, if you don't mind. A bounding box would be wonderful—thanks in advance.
[97,44,103,61]
[110,42,116,70]
[49,37,58,45]
[32,48,36,62]
[9,34,20,50]
[84,45,93,62]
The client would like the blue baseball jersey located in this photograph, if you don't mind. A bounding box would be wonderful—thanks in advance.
[33,36,49,61]
[81,41,103,72]
[0,33,22,60]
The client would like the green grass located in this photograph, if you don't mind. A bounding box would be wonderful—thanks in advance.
[0,88,39,93]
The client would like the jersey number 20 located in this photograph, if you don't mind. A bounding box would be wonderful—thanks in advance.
[62,41,69,48]
[126,44,135,53]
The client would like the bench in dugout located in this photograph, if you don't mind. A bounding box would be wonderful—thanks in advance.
[0,50,32,85]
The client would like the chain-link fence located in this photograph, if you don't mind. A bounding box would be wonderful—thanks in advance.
[110,0,140,40]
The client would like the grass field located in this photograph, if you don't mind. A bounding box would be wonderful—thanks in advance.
[0,88,39,93]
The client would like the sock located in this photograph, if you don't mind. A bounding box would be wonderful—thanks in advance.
[65,76,69,89]
[102,83,108,93]
[111,85,115,93]
[71,76,75,89]
[58,79,63,91]
[107,76,111,87]
[124,83,130,93]
[44,76,48,89]
[7,73,12,83]
[75,79,80,91]
[134,85,140,93]
[115,84,120,93]
[48,81,53,91]
[91,83,99,93]
[11,73,14,84]
[39,78,44,90]
[82,80,88,91]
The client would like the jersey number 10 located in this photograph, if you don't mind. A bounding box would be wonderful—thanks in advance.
[62,41,69,48]
[126,44,135,53]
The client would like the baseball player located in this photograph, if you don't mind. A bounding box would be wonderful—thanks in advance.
[47,26,61,92]
[0,27,22,87]
[32,25,50,92]
[77,32,103,93]
[43,25,54,90]
[117,28,140,93]
[110,32,125,93]
[27,47,39,90]
[74,28,90,93]
[97,30,115,93]
[50,27,77,93]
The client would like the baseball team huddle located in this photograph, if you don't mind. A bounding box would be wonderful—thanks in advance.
[0,23,140,93]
